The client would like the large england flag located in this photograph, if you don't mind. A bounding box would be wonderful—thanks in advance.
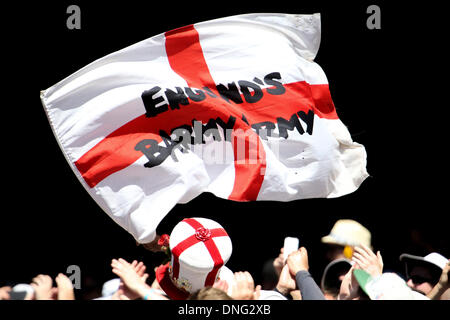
[41,13,368,244]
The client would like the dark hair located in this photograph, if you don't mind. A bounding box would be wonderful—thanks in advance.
[188,287,233,300]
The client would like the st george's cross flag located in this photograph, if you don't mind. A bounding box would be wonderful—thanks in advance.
[41,13,368,244]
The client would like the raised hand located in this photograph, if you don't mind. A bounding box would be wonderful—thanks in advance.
[428,259,450,300]
[338,265,360,300]
[31,274,56,300]
[286,247,309,276]
[0,286,11,300]
[275,264,296,296]
[352,244,383,277]
[231,271,260,300]
[273,248,285,276]
[55,273,75,300]
[111,258,150,299]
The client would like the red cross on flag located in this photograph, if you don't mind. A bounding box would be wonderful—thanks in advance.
[155,217,232,299]
[40,13,368,244]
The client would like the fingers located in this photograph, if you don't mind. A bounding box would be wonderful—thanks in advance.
[352,246,379,261]
[111,258,131,271]
[351,254,368,269]
[55,273,67,284]
[111,258,131,270]
[112,267,123,278]
[233,271,254,289]
[244,271,254,288]
[353,245,374,260]
[111,260,125,277]
[233,272,244,286]
[286,247,309,274]
[352,251,367,263]
[287,247,307,261]
[232,271,258,300]
[351,245,383,277]
[32,274,53,287]
[55,273,74,291]
[111,259,120,268]
[112,258,144,271]
[253,285,261,300]
[242,271,254,287]
[118,258,130,266]
[31,274,55,300]
[352,245,378,264]
[135,262,147,277]
[0,286,12,300]
[213,279,229,292]
[377,251,384,266]
[242,271,255,287]
[112,258,147,282]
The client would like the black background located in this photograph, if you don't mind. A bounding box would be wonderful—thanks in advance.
[1,0,448,304]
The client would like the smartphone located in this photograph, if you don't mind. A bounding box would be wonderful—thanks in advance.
[283,236,299,261]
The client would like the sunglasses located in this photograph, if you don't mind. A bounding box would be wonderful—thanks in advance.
[408,275,433,284]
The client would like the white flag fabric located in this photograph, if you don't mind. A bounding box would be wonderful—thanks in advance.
[41,13,368,243]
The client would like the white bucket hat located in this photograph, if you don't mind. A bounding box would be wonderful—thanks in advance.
[399,252,448,283]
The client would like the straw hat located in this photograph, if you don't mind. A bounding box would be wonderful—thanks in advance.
[321,219,371,248]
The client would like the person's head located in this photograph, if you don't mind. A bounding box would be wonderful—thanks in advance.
[188,286,233,300]
[399,252,448,295]
[155,217,233,300]
[321,219,371,262]
[320,258,352,299]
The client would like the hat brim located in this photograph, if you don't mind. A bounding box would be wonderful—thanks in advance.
[320,258,352,290]
[321,235,340,245]
[399,254,443,273]
[399,253,427,264]
[321,236,351,247]
[155,262,189,300]
[155,263,235,300]
[399,253,444,282]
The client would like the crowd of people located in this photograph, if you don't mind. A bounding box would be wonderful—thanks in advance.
[1,219,448,301]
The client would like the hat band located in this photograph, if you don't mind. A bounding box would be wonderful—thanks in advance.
[328,232,363,247]
[171,218,229,288]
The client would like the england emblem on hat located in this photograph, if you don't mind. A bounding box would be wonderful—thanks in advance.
[155,217,233,299]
